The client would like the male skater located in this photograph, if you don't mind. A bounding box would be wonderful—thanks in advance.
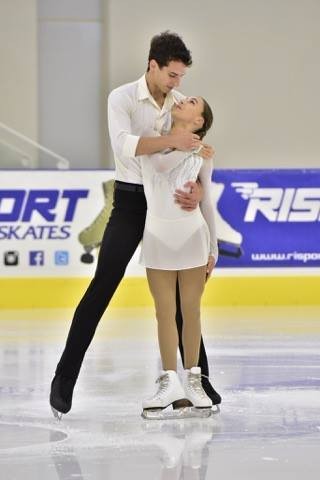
[50,31,221,417]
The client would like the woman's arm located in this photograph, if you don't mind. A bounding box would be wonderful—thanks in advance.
[147,149,187,173]
[198,158,219,266]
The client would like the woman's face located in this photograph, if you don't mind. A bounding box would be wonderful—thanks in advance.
[172,97,204,126]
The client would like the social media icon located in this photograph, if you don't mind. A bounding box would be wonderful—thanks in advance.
[54,251,69,266]
[29,251,44,266]
[4,251,19,266]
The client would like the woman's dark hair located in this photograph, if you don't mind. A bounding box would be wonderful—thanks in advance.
[194,98,213,140]
[147,31,192,70]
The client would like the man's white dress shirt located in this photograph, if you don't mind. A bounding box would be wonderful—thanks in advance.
[107,74,184,184]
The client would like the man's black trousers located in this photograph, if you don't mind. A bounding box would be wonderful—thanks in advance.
[56,185,210,379]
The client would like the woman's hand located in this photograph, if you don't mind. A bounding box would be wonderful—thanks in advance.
[206,255,215,279]
[199,143,215,160]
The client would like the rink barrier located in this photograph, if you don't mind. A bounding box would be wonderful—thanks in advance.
[0,275,319,309]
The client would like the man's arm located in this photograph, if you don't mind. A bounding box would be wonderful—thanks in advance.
[174,180,203,211]
[108,89,139,159]
[135,132,201,156]
[174,144,215,210]
[108,89,201,159]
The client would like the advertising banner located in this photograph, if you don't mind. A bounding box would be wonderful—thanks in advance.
[1,169,319,277]
[0,170,124,277]
[214,169,320,267]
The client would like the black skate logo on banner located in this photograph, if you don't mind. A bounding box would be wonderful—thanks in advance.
[78,180,115,263]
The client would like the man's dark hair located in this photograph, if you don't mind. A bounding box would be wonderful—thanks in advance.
[195,98,214,140]
[147,31,192,70]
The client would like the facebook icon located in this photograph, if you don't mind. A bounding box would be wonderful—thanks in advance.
[29,251,44,266]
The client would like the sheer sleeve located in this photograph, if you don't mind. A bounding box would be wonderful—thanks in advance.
[147,149,188,173]
[198,158,219,265]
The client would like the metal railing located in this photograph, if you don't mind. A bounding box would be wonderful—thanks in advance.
[0,122,70,169]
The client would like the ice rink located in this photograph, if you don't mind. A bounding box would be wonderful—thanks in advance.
[0,306,319,479]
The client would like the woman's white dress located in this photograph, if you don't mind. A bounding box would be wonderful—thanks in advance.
[139,149,218,270]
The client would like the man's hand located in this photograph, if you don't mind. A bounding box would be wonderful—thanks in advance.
[169,132,201,151]
[174,181,203,211]
[206,255,215,279]
[199,143,215,160]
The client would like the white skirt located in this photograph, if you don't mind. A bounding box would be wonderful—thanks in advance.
[140,210,210,270]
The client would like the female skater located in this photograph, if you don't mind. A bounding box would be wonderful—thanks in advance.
[140,96,218,417]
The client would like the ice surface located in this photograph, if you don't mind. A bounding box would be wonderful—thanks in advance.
[0,306,319,479]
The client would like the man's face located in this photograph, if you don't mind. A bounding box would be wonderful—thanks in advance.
[150,60,187,94]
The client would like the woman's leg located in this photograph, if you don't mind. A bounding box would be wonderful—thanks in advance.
[178,266,207,369]
[176,282,209,377]
[146,269,178,371]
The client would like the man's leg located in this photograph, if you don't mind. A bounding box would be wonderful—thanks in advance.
[56,208,145,378]
[51,189,146,414]
[175,281,221,405]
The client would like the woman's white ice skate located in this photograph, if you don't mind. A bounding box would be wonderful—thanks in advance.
[142,370,189,420]
[142,370,213,420]
[183,367,213,416]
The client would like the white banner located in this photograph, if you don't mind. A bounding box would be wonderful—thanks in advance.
[0,170,146,277]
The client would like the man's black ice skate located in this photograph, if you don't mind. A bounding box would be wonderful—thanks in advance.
[50,374,76,420]
[201,376,221,412]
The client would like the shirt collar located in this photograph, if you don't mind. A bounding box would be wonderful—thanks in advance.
[137,75,151,101]
[137,74,176,111]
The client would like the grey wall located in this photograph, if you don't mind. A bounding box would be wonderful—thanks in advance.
[105,0,320,169]
[0,0,38,140]
[2,1,316,169]
[38,0,103,168]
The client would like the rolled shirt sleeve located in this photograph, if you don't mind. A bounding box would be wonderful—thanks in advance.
[122,134,140,158]
[108,88,140,159]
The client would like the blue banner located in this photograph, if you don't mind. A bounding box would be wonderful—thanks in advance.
[213,169,320,267]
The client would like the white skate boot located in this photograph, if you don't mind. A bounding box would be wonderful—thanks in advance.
[142,370,190,420]
[183,367,213,414]
[211,182,243,257]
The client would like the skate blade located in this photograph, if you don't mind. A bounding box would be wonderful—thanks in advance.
[142,406,213,421]
[218,239,242,258]
[51,406,63,421]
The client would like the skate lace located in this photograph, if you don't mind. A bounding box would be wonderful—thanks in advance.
[188,372,208,399]
[152,373,170,400]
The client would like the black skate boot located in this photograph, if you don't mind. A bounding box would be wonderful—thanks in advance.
[50,374,76,419]
[201,377,222,406]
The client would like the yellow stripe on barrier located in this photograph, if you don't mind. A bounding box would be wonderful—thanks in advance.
[0,276,319,309]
